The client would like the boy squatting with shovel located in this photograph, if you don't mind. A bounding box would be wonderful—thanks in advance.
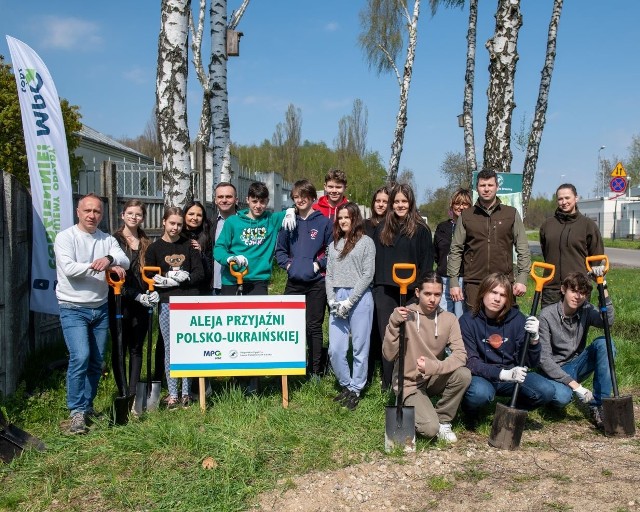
[382,272,471,443]
[536,270,614,430]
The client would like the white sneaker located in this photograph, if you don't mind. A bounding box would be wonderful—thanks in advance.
[437,423,457,443]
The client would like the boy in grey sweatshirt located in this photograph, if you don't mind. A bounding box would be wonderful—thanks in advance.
[537,271,614,429]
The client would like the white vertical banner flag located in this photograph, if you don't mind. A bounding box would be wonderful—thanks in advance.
[6,36,74,315]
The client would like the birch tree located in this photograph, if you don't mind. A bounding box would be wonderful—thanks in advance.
[482,0,522,173]
[522,0,564,215]
[190,0,250,186]
[359,0,422,185]
[157,0,193,208]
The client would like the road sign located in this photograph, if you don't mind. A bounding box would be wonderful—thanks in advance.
[610,177,627,193]
[610,162,627,177]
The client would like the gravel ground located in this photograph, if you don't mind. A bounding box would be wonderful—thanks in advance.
[254,403,640,512]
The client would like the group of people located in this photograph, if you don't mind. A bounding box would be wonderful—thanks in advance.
[55,167,614,442]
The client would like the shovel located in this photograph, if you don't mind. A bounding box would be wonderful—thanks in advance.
[0,409,46,464]
[385,263,417,453]
[133,266,163,415]
[488,261,555,450]
[586,255,635,437]
[106,271,135,425]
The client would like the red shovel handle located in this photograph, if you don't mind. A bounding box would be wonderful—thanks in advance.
[141,266,161,292]
[530,261,555,293]
[392,263,417,296]
[106,271,125,295]
[229,262,249,285]
[585,255,609,285]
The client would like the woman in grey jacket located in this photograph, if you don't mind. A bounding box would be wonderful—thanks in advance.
[326,202,376,411]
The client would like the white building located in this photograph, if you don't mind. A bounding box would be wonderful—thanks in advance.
[579,186,640,239]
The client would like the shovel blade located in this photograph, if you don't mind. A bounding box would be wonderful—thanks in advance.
[0,424,46,463]
[488,402,528,450]
[602,396,636,437]
[113,395,135,426]
[384,405,416,452]
[133,381,162,414]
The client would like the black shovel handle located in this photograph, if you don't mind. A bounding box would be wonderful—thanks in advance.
[106,271,128,398]
[141,266,161,398]
[230,262,248,295]
[392,263,417,423]
[509,261,555,408]
[586,255,618,397]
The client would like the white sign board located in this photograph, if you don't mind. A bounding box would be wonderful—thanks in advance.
[169,295,306,377]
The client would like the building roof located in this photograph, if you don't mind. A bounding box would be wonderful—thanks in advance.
[77,124,150,160]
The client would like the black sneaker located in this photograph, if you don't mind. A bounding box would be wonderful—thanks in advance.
[589,405,604,430]
[333,387,351,403]
[342,391,360,411]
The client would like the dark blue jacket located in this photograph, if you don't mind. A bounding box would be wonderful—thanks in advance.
[275,210,333,283]
[459,306,540,382]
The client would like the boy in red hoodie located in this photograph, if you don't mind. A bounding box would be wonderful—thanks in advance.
[312,168,348,221]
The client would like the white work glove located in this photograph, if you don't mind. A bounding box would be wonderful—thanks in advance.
[524,316,540,341]
[327,299,337,315]
[136,291,160,308]
[573,385,594,404]
[499,366,528,383]
[313,262,320,274]
[166,270,190,283]
[153,275,179,288]
[335,299,353,319]
[590,265,605,277]
[227,255,248,268]
[282,207,297,231]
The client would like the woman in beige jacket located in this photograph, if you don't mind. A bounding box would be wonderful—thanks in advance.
[383,272,471,443]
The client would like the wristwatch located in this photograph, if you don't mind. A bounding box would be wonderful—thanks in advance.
[105,254,114,265]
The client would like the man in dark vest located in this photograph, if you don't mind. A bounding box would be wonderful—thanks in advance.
[447,169,531,310]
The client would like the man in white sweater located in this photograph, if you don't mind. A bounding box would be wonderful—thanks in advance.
[55,194,129,434]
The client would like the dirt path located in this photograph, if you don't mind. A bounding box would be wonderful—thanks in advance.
[254,406,639,512]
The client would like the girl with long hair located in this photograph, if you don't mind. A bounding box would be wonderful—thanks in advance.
[109,200,155,400]
[325,202,376,410]
[374,183,433,391]
[146,207,204,408]
[182,200,214,294]
[459,273,554,425]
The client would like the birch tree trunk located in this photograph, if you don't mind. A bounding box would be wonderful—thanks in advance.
[387,0,421,184]
[482,0,522,173]
[209,0,232,183]
[522,0,564,216]
[462,0,478,183]
[157,0,193,208]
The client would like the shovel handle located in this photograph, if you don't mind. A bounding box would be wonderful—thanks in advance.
[392,263,417,296]
[229,262,248,285]
[585,255,609,285]
[105,271,125,295]
[141,266,161,292]
[530,261,555,293]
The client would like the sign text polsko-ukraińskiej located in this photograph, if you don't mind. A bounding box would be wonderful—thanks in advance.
[169,295,306,377]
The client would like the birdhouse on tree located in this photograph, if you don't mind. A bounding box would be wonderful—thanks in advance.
[226,29,243,57]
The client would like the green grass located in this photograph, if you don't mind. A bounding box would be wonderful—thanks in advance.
[1,265,639,510]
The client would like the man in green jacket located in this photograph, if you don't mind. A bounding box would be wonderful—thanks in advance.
[447,169,531,310]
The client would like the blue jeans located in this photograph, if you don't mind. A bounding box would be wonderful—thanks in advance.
[59,303,110,416]
[328,288,373,395]
[439,277,465,318]
[544,337,615,408]
[462,372,555,415]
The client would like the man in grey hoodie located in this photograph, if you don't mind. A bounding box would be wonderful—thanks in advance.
[537,271,614,429]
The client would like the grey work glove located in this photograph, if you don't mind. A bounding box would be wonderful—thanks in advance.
[574,385,594,404]
[499,366,527,384]
[136,291,160,308]
[524,316,540,341]
[590,265,605,277]
[153,275,179,288]
[335,299,353,319]
[166,270,190,283]
[282,207,297,231]
[227,255,248,268]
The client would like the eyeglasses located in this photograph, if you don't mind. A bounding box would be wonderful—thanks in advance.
[453,202,471,208]
[125,213,144,219]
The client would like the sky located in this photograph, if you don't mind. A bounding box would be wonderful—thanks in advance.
[1,0,639,202]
